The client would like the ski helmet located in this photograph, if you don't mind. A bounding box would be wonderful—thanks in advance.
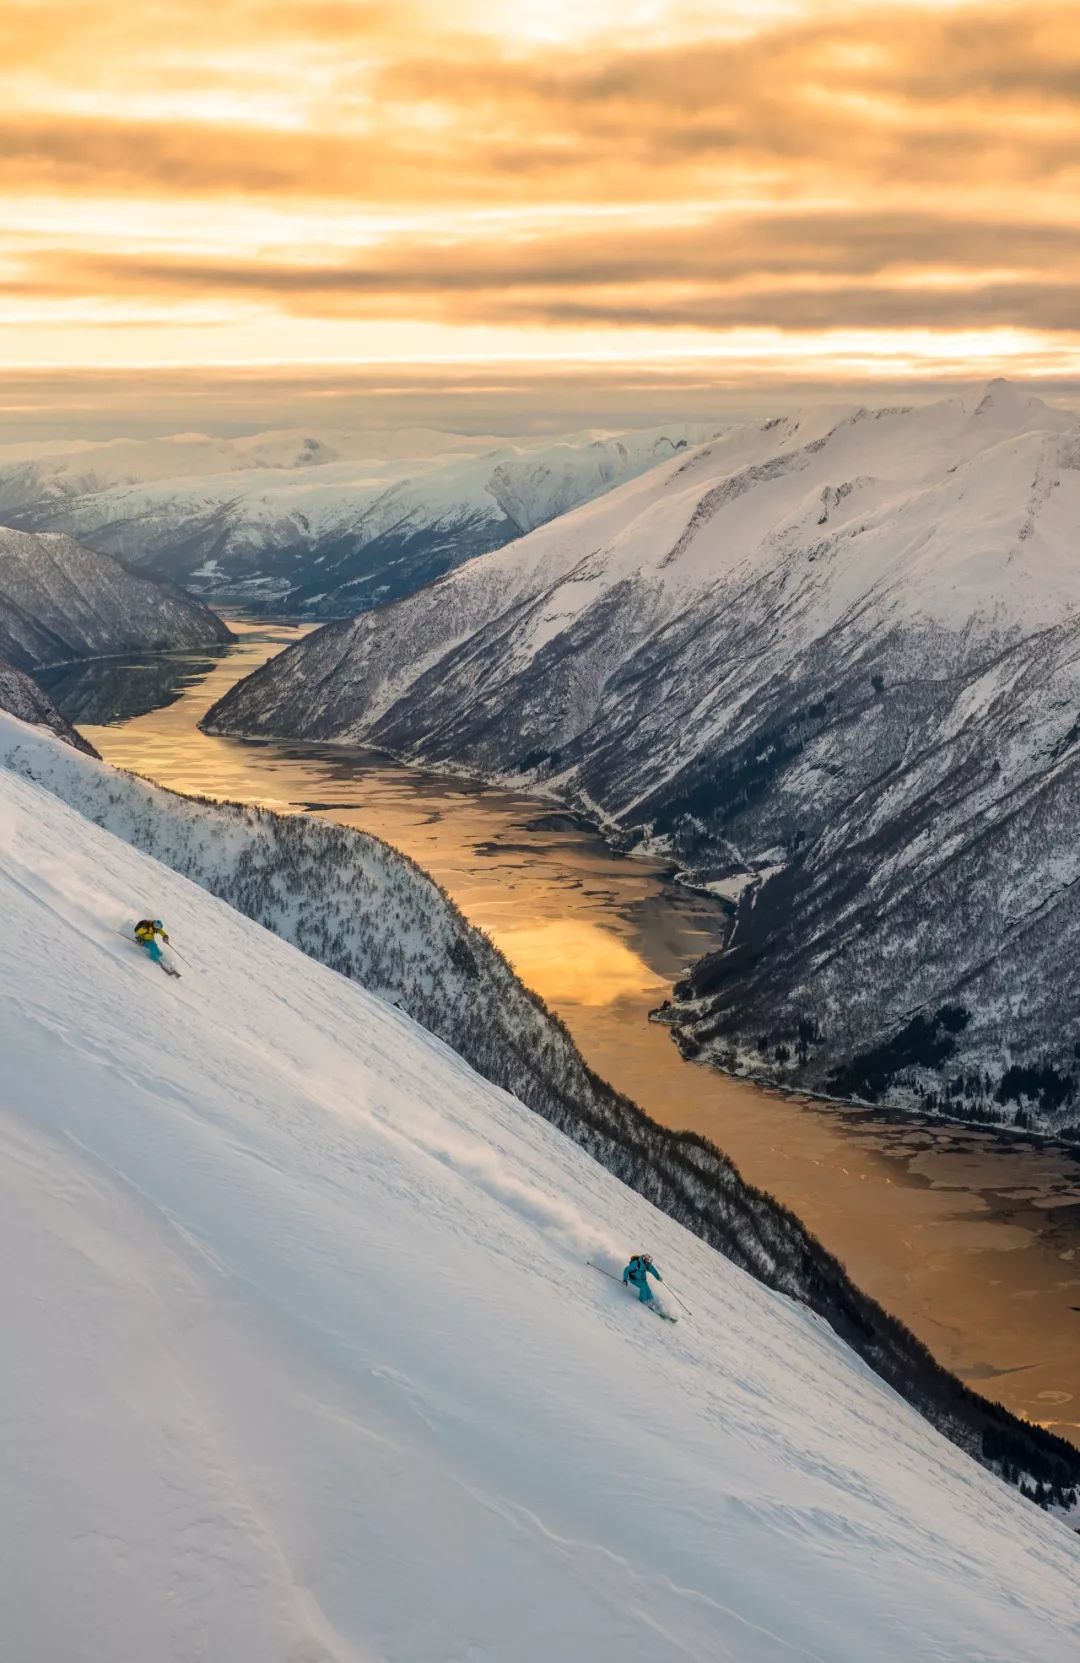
[153,919,163,929]
[641,1253,652,1265]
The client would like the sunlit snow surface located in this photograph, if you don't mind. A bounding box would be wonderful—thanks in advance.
[1,713,1078,1662]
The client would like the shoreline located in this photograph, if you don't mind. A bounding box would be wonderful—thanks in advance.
[202,712,1080,1151]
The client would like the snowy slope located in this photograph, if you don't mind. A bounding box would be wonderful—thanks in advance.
[4,424,717,616]
[0,524,231,671]
[5,713,1077,1512]
[204,381,1080,1131]
[2,727,1079,1661]
[0,658,98,754]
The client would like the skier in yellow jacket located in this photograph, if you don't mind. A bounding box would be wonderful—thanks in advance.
[133,918,171,968]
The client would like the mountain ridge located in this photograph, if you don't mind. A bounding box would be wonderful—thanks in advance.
[0,523,232,671]
[1,423,718,617]
[203,380,1080,1132]
[0,658,99,754]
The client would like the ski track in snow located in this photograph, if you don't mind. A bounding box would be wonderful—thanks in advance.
[1,718,1079,1661]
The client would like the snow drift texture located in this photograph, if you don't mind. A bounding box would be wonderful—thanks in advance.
[2,716,1079,1662]
[206,381,1080,1133]
[4,713,1078,1516]
[0,523,231,670]
[1,422,717,617]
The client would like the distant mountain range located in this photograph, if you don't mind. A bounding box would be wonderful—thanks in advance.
[0,424,718,617]
[0,425,501,499]
[0,525,231,672]
[205,380,1080,1135]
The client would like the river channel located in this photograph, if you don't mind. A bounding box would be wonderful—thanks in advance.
[46,618,1080,1443]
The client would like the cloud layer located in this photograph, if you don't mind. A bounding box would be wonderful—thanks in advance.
[2,0,1079,417]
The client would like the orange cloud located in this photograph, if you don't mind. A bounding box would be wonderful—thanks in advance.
[1,1,1079,402]
[9,207,1079,331]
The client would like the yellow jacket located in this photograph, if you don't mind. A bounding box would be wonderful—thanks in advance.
[134,919,169,944]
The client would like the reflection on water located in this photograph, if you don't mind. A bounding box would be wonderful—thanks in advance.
[82,621,1080,1443]
[494,919,667,1006]
[38,652,223,726]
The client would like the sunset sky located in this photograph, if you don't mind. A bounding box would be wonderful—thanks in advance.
[4,0,1079,433]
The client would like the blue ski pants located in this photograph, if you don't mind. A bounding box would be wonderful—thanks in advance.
[140,937,164,963]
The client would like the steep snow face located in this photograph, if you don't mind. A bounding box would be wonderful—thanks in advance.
[0,659,98,754]
[5,424,717,615]
[7,714,1077,1510]
[204,381,1080,1131]
[0,525,232,670]
[2,726,1079,1662]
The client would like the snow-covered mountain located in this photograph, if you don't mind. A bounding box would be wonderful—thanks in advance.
[0,425,501,506]
[5,712,1077,1516]
[205,380,1080,1133]
[2,424,717,616]
[0,659,98,754]
[0,524,231,671]
[2,714,1078,1661]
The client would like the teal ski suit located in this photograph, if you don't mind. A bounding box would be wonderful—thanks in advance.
[623,1254,662,1303]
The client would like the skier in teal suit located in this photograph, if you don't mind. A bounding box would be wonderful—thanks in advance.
[134,918,170,964]
[623,1253,662,1303]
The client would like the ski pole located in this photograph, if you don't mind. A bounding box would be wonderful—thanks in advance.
[586,1261,622,1283]
[665,1285,692,1316]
